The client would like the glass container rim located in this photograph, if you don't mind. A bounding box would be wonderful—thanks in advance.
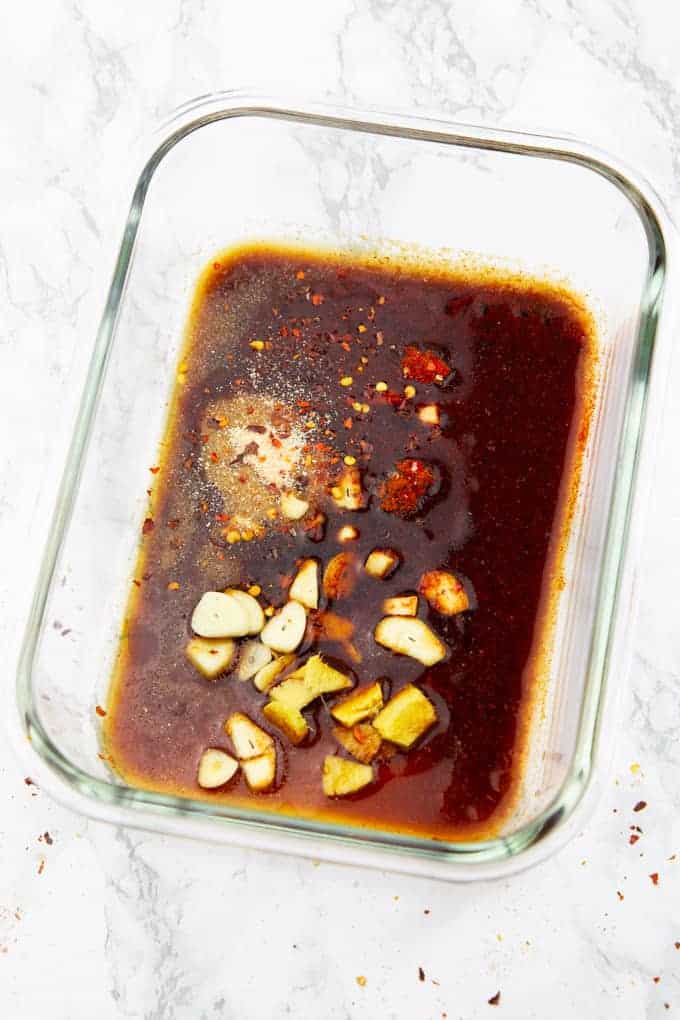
[12,90,672,879]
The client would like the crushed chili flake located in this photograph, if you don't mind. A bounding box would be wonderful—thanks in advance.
[674,942,680,950]
[653,977,661,984]
[633,800,647,812]
[401,345,452,385]
[650,872,659,885]
[617,890,624,901]
[37,859,45,876]
[311,293,324,306]
[142,517,154,535]
[629,834,640,845]
[379,458,439,517]
[95,705,107,717]
[149,466,160,474]
[132,579,141,587]
[418,967,425,982]
[24,777,35,786]
[43,832,53,846]
[488,992,501,1007]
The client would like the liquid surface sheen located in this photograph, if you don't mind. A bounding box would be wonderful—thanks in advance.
[104,246,593,841]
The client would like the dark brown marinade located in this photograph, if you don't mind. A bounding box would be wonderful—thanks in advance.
[104,246,592,840]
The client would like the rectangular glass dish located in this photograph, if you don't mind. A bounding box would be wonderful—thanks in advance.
[12,93,673,880]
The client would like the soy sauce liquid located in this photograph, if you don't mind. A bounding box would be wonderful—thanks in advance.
[104,246,593,840]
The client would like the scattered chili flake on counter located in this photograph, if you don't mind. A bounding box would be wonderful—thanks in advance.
[488,991,501,1006]
[633,800,647,812]
[418,967,426,982]
[617,891,624,901]
[650,872,660,885]
[95,705,107,718]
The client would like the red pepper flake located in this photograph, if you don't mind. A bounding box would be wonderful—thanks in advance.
[311,293,324,306]
[379,458,439,517]
[142,517,154,535]
[401,345,453,386]
[634,800,647,812]
[95,705,107,718]
[424,909,430,915]
[271,436,282,449]
[291,327,301,338]
[343,417,353,430]
[674,942,680,950]
[37,859,45,876]
[24,777,35,787]
[617,890,624,901]
[418,967,425,982]
[650,872,660,885]
[43,832,53,846]
[629,834,640,845]
[210,451,219,463]
[488,992,501,1007]
[296,270,305,280]
[149,466,160,474]
[215,512,230,523]
[653,976,661,984]
[132,579,141,588]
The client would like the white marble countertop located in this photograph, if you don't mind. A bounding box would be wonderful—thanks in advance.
[2,2,680,1017]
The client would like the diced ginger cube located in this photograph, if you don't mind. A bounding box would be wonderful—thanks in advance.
[185,636,235,680]
[269,653,352,710]
[225,712,273,760]
[374,616,446,666]
[322,755,373,797]
[331,467,365,510]
[364,548,400,579]
[242,746,276,792]
[419,570,469,615]
[373,684,436,749]
[197,748,239,788]
[331,682,384,727]
[332,723,382,764]
[381,594,418,617]
[288,558,319,610]
[263,701,308,745]
[252,652,295,692]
